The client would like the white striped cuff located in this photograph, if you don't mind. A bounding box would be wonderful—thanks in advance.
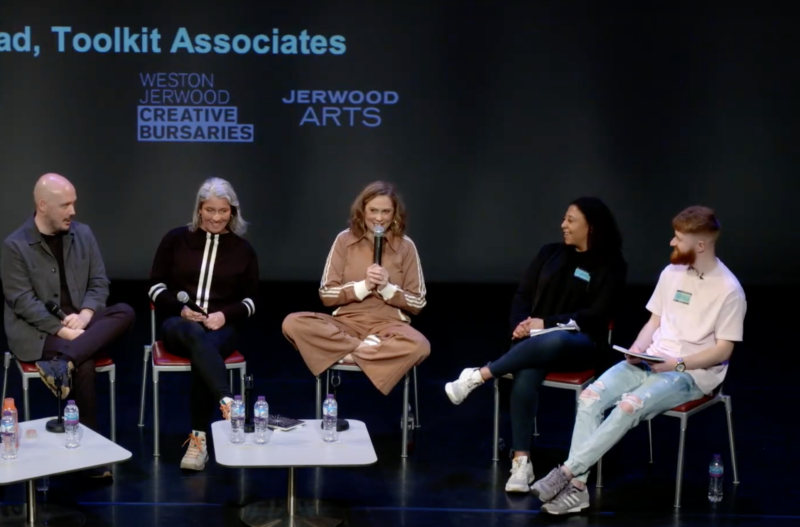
[242,298,255,317]
[149,283,167,302]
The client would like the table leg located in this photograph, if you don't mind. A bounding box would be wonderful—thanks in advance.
[0,480,85,526]
[239,467,343,527]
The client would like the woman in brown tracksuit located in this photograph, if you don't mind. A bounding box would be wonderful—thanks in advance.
[282,181,430,395]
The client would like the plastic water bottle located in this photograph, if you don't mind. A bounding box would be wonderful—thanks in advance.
[708,454,724,502]
[230,395,245,444]
[64,400,80,449]
[322,394,338,443]
[253,396,269,444]
[1,410,17,460]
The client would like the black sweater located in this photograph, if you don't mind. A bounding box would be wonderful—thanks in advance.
[148,226,259,325]
[509,243,627,345]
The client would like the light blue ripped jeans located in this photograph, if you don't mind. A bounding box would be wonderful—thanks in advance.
[564,360,705,483]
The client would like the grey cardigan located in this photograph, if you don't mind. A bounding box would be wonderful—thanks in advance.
[2,215,110,362]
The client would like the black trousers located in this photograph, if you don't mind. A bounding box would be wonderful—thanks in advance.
[161,317,238,431]
[488,331,596,453]
[43,304,136,432]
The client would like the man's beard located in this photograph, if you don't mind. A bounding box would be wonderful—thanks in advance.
[670,246,696,265]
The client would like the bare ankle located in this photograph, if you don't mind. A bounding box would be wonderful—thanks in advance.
[479,367,493,381]
[560,465,573,479]
[513,452,530,460]
[571,478,586,490]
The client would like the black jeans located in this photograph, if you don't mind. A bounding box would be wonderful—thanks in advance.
[488,331,596,453]
[43,304,136,432]
[161,317,238,431]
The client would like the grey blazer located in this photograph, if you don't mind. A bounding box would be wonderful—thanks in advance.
[2,215,110,362]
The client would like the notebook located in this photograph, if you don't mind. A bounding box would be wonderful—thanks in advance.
[612,345,666,363]
[529,319,580,337]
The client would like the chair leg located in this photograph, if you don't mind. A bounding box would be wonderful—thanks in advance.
[2,352,10,402]
[492,378,500,462]
[596,457,603,487]
[533,416,539,437]
[401,372,409,458]
[412,366,420,428]
[153,369,161,457]
[109,367,116,443]
[723,396,740,484]
[239,364,246,396]
[673,415,688,508]
[229,369,234,393]
[138,345,151,427]
[315,376,321,420]
[23,376,30,421]
[648,419,654,463]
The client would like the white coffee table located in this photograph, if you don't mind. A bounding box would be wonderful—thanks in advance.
[0,417,132,526]
[211,419,377,527]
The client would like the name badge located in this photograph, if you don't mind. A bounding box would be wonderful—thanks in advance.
[674,290,692,304]
[574,268,591,282]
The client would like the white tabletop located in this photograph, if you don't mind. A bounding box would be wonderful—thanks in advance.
[0,418,131,485]
[211,419,377,469]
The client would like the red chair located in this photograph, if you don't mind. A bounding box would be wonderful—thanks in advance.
[1,351,117,442]
[137,304,247,456]
[595,385,740,508]
[491,324,613,461]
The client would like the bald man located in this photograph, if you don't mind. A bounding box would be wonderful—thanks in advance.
[2,173,135,479]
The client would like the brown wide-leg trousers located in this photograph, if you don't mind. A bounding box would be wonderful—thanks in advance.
[282,311,430,395]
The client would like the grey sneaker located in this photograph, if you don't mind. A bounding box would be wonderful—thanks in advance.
[35,358,74,399]
[505,456,535,493]
[541,484,590,515]
[531,466,570,502]
[445,368,485,405]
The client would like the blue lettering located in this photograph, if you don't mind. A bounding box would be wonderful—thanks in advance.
[51,26,71,52]
[94,33,113,52]
[347,91,364,104]
[327,91,347,104]
[328,35,346,55]
[280,35,298,54]
[322,107,341,126]
[73,33,92,53]
[194,34,212,54]
[296,90,310,104]
[253,35,270,54]
[170,28,194,53]
[362,108,381,127]
[310,35,327,54]
[299,107,320,126]
[312,91,326,104]
[232,34,250,53]
[213,34,231,53]
[384,91,399,104]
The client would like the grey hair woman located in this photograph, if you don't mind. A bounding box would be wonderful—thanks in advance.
[190,177,248,236]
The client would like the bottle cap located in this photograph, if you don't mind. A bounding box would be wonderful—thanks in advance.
[3,397,15,410]
[68,400,76,405]
[326,394,334,399]
[713,454,721,459]
[257,396,265,401]
[26,429,37,439]
[234,395,242,400]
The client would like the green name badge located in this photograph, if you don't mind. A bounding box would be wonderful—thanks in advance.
[674,290,692,304]
[574,268,591,282]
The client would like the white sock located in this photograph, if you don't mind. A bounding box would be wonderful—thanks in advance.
[192,430,206,439]
[220,397,233,406]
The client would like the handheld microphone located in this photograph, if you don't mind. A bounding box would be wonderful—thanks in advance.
[44,300,67,321]
[373,225,385,265]
[177,291,208,315]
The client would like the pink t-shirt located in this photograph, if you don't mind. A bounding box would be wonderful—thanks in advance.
[646,259,746,394]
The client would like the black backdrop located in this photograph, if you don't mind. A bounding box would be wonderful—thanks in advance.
[1,2,794,284]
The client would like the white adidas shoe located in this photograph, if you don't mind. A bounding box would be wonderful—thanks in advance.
[445,368,485,405]
[505,455,535,493]
[180,432,209,471]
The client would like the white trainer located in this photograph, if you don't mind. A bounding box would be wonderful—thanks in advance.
[444,368,485,405]
[505,455,535,493]
[180,432,209,471]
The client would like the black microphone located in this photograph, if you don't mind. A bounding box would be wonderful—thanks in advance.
[177,291,208,315]
[44,300,67,321]
[373,225,385,265]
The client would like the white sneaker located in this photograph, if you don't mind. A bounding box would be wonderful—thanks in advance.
[180,432,209,471]
[505,456,535,493]
[445,368,485,405]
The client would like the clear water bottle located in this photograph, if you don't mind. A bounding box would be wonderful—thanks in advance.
[708,454,724,502]
[1,410,17,460]
[322,394,338,443]
[253,396,269,445]
[230,395,245,444]
[64,400,80,449]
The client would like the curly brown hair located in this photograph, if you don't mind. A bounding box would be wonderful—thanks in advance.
[348,181,407,239]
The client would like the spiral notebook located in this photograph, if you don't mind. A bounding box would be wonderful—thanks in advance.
[267,415,306,431]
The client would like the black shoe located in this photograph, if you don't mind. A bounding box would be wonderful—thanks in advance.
[35,358,73,399]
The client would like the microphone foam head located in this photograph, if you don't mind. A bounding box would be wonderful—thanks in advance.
[373,225,385,237]
[177,291,190,303]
